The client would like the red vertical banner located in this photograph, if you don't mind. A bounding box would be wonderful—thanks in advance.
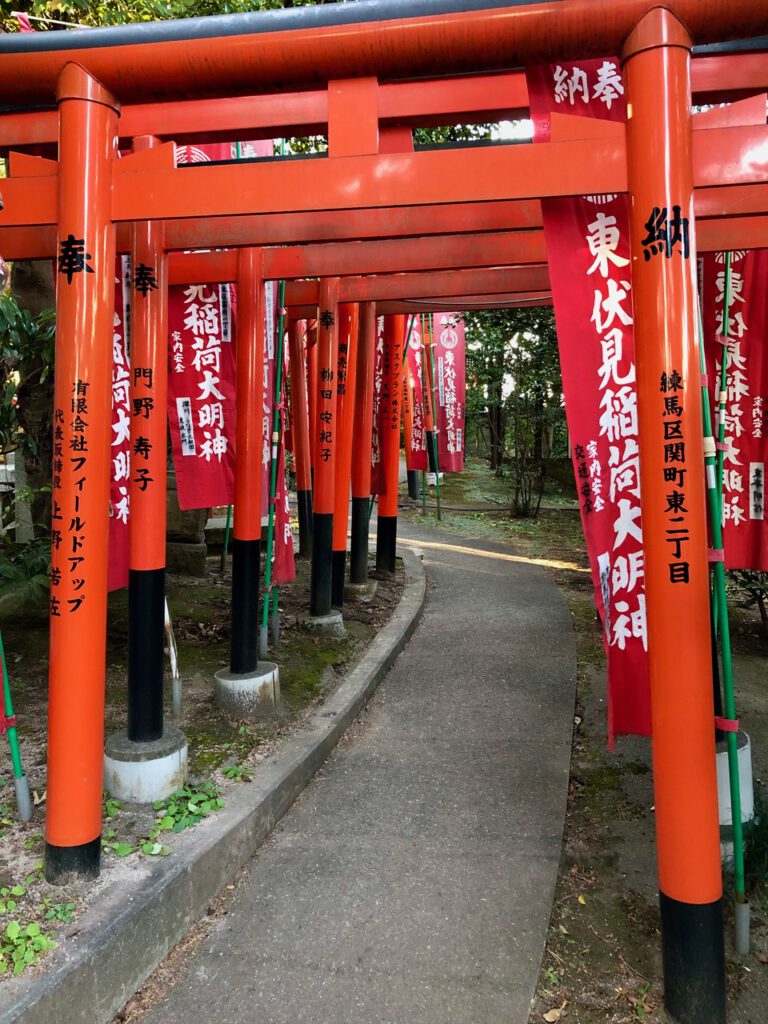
[405,316,428,472]
[527,60,650,740]
[370,314,386,495]
[261,280,276,519]
[702,250,768,569]
[432,312,466,473]
[167,283,236,510]
[526,57,627,140]
[273,409,296,586]
[108,256,131,591]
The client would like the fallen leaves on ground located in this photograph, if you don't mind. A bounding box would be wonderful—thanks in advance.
[542,1000,568,1022]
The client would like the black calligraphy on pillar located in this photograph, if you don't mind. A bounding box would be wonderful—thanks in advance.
[133,467,154,491]
[131,366,156,492]
[58,234,94,284]
[318,359,334,463]
[337,341,349,397]
[641,206,690,261]
[319,309,335,329]
[133,263,159,297]
[51,380,91,615]
[132,396,154,420]
[660,368,690,584]
[133,435,152,461]
[390,343,402,433]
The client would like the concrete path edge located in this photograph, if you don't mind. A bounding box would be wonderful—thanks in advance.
[2,549,426,1024]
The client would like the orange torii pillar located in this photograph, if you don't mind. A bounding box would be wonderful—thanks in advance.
[215,250,279,715]
[376,315,404,574]
[45,65,119,882]
[228,249,265,675]
[307,322,319,479]
[331,303,359,607]
[104,135,188,801]
[288,319,313,557]
[624,10,725,1022]
[308,278,343,629]
[349,302,377,591]
[126,140,168,744]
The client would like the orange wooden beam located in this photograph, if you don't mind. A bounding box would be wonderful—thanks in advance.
[0,1,764,106]
[167,232,545,285]
[4,202,768,267]
[0,56,764,153]
[2,122,767,234]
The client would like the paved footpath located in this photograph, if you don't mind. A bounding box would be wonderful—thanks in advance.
[135,524,576,1024]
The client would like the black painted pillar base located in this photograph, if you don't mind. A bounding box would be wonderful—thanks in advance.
[297,488,313,558]
[376,515,397,575]
[331,549,346,608]
[407,469,420,499]
[426,430,438,473]
[128,567,165,743]
[45,837,100,884]
[659,892,726,1024]
[349,496,370,585]
[310,512,334,617]
[230,538,261,674]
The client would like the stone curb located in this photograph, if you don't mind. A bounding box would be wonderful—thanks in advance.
[1,549,426,1024]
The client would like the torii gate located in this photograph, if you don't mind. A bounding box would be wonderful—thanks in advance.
[1,2,768,1021]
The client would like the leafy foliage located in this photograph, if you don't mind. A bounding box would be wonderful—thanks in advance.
[39,899,76,924]
[0,886,26,916]
[4,0,339,33]
[0,294,55,457]
[0,920,56,976]
[151,781,224,834]
[463,306,565,515]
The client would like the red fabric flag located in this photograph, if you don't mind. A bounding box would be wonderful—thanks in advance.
[702,250,768,569]
[108,256,132,591]
[175,140,274,164]
[273,418,296,586]
[167,283,236,510]
[432,312,466,473]
[370,314,386,495]
[526,58,627,140]
[16,13,34,32]
[405,316,428,472]
[528,60,651,741]
[261,282,277,519]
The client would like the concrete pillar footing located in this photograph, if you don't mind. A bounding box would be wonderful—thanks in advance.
[104,726,188,803]
[214,662,280,720]
[344,580,378,602]
[299,610,346,638]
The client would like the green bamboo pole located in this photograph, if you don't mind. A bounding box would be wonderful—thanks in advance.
[402,313,417,358]
[260,277,287,659]
[703,252,748,951]
[0,629,32,820]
